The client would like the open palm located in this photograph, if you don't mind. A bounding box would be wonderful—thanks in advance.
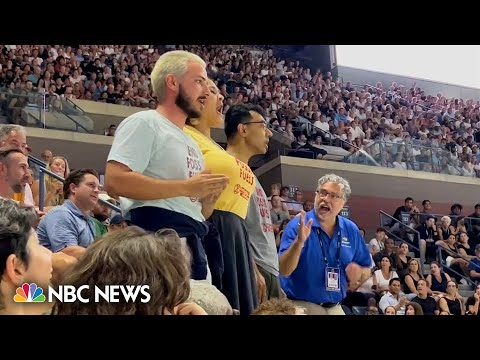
[297,211,313,244]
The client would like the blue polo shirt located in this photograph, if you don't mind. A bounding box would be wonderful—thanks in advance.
[279,210,371,304]
[38,200,96,252]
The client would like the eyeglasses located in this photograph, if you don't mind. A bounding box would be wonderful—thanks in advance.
[315,188,344,200]
[242,121,268,128]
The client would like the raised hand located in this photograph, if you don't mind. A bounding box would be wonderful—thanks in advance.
[296,211,313,246]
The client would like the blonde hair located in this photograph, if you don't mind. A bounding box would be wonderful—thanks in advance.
[44,156,70,206]
[150,50,206,103]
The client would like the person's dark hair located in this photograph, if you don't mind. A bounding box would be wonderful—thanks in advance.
[404,197,413,203]
[0,147,24,163]
[376,227,386,233]
[63,168,99,199]
[0,198,37,286]
[52,226,191,315]
[224,103,265,140]
[450,203,463,212]
[422,200,430,206]
[389,277,401,286]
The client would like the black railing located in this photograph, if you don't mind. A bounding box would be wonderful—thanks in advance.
[28,155,121,213]
[379,210,424,265]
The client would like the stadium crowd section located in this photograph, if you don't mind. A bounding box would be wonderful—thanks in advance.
[0,44,479,315]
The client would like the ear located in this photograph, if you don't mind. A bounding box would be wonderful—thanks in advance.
[3,253,26,286]
[236,123,248,139]
[69,182,77,196]
[165,74,177,92]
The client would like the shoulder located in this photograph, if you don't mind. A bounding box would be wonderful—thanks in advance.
[116,110,158,132]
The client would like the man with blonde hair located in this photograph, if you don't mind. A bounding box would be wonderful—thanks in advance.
[105,50,229,280]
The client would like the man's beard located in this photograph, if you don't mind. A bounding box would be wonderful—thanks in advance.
[175,84,201,119]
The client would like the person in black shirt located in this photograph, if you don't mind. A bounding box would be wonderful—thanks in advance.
[415,215,439,262]
[466,284,480,315]
[411,279,438,315]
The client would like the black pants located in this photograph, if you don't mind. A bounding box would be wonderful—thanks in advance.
[209,210,258,315]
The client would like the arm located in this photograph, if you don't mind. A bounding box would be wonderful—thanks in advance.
[60,246,87,259]
[437,226,444,240]
[105,116,228,200]
[44,213,86,258]
[31,180,40,206]
[438,298,450,313]
[468,295,479,315]
[404,275,419,295]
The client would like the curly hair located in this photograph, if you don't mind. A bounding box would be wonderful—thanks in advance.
[52,227,191,315]
[253,298,299,315]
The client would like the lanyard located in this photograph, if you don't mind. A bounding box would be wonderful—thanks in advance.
[316,228,342,267]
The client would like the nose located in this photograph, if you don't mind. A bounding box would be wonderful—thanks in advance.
[266,127,273,138]
[202,82,210,97]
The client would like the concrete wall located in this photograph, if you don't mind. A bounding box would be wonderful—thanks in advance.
[255,156,480,234]
[337,65,480,100]
[26,127,113,172]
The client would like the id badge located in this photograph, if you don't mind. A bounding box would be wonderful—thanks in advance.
[325,267,340,292]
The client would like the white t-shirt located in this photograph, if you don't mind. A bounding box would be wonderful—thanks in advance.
[107,110,205,222]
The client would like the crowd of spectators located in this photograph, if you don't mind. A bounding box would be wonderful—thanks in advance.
[1,44,480,316]
[2,44,480,177]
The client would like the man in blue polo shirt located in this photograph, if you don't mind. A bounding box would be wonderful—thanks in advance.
[38,168,101,259]
[279,173,371,315]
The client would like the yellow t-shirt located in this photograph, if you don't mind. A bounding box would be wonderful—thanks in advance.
[184,125,255,219]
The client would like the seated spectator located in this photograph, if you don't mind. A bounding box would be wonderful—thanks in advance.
[0,198,52,315]
[384,306,397,315]
[457,231,475,257]
[303,200,314,212]
[369,227,387,255]
[394,242,412,276]
[253,297,304,315]
[108,214,129,232]
[378,278,407,315]
[270,195,290,231]
[438,280,464,315]
[436,233,470,281]
[91,193,113,237]
[415,215,439,262]
[275,218,290,248]
[466,284,480,315]
[426,261,452,300]
[402,258,424,299]
[437,215,455,241]
[411,279,438,315]
[468,244,480,283]
[405,302,424,315]
[32,156,70,209]
[37,169,101,259]
[0,148,30,204]
[343,268,376,308]
[53,227,208,315]
[373,256,399,295]
[286,189,304,215]
[372,238,395,268]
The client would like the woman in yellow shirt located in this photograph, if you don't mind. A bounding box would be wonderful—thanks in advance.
[184,80,258,314]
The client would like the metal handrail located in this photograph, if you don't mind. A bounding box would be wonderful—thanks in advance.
[379,210,424,266]
[436,246,476,287]
[28,155,121,213]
